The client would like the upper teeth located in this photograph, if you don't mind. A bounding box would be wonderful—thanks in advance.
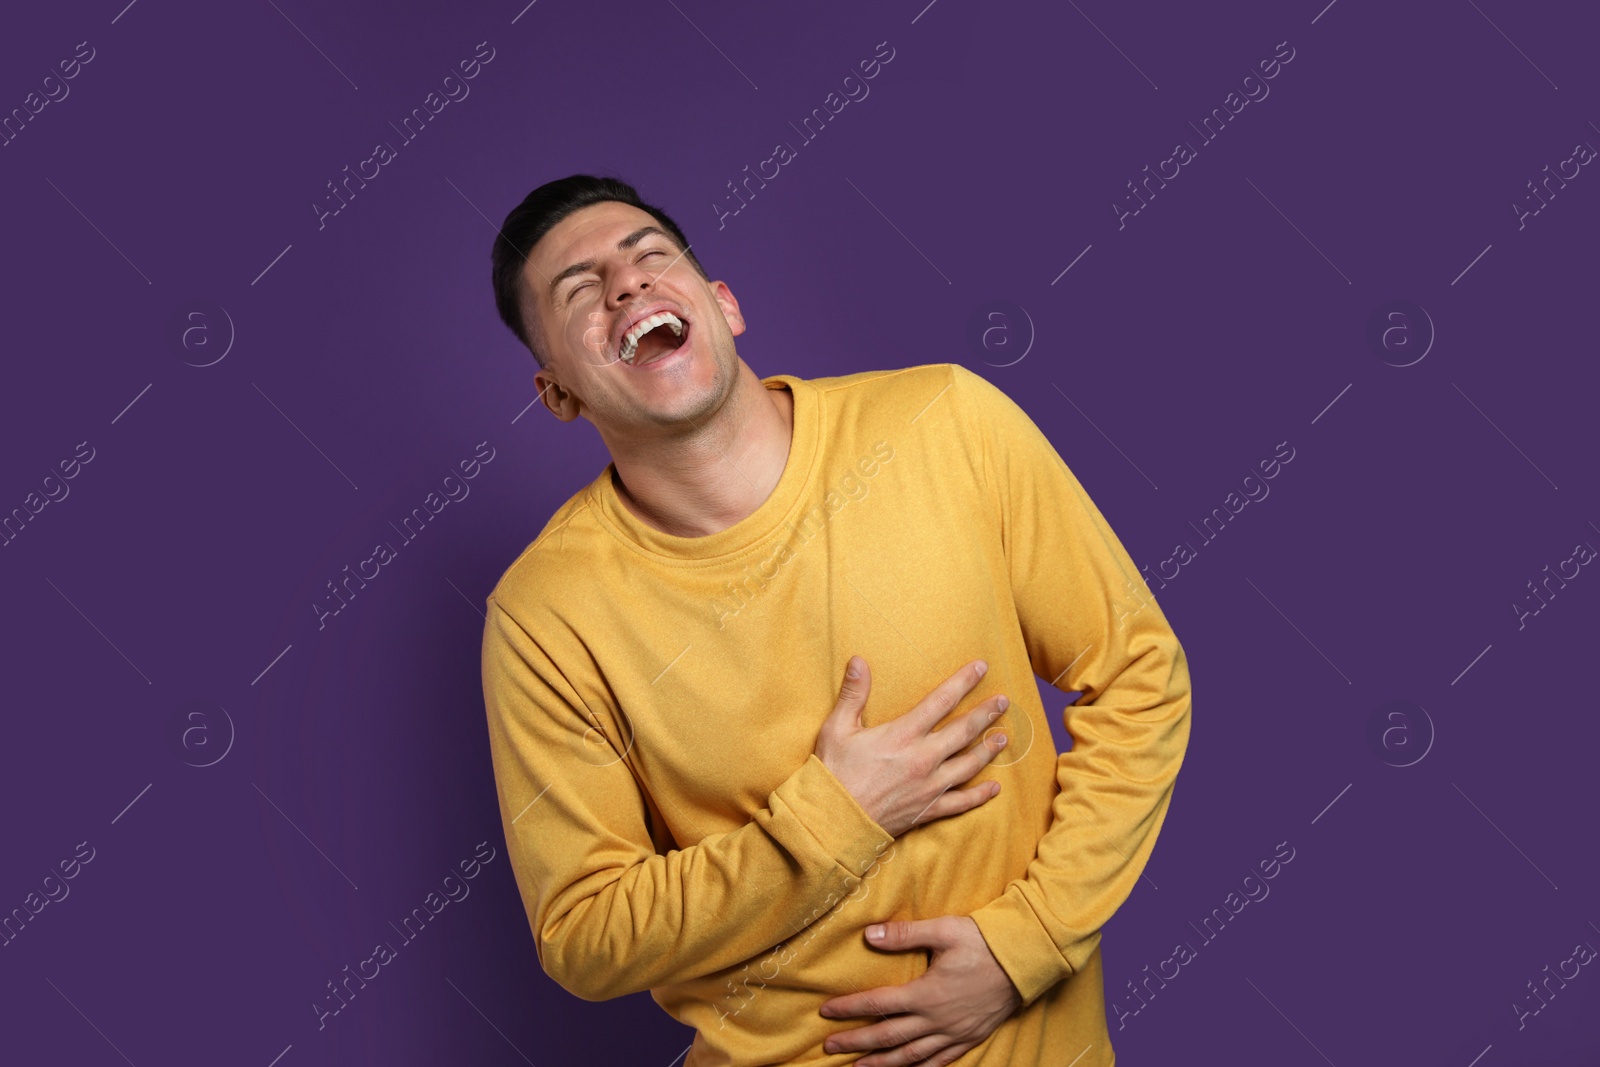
[620,312,685,363]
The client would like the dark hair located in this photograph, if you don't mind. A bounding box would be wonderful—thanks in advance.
[490,175,709,366]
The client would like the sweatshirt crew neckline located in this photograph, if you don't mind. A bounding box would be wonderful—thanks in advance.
[588,374,820,563]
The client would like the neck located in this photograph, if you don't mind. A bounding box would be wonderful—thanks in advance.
[607,366,795,538]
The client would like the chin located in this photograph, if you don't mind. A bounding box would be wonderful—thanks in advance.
[638,349,734,421]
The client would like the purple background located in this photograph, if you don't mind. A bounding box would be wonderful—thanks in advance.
[3,0,1597,1063]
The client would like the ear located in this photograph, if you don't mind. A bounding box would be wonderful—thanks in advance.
[708,279,745,338]
[534,369,582,422]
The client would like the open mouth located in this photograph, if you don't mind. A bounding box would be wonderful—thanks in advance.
[619,312,691,369]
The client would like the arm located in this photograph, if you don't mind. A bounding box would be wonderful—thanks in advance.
[952,364,1193,1008]
[481,598,895,1001]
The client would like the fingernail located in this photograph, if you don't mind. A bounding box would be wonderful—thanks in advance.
[974,660,988,677]
[867,924,885,942]
[995,734,1007,748]
[997,695,1009,711]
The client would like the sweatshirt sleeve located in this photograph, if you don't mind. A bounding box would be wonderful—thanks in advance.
[951,364,1193,1008]
[481,597,896,1002]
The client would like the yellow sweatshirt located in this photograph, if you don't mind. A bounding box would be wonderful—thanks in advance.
[481,362,1191,1066]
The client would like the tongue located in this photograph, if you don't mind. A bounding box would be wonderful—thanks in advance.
[633,324,683,365]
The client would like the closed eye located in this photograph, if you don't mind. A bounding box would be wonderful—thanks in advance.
[562,249,671,303]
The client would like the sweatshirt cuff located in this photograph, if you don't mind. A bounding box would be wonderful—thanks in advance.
[969,883,1078,1008]
[771,754,896,879]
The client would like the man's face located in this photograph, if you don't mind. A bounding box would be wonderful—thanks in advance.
[523,201,746,439]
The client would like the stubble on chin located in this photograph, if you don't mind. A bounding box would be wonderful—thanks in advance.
[636,344,737,430]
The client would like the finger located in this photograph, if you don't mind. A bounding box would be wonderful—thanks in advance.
[930,693,1009,761]
[908,780,998,828]
[820,974,920,1020]
[821,1013,932,1056]
[867,916,955,952]
[897,659,988,738]
[936,728,1010,787]
[858,1034,974,1067]
[827,655,872,731]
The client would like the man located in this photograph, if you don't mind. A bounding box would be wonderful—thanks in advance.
[480,174,1191,1066]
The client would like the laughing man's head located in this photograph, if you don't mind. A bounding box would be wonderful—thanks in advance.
[490,175,749,441]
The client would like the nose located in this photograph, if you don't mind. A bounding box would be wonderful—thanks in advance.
[608,261,654,308]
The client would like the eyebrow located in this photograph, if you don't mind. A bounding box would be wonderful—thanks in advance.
[547,226,676,303]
